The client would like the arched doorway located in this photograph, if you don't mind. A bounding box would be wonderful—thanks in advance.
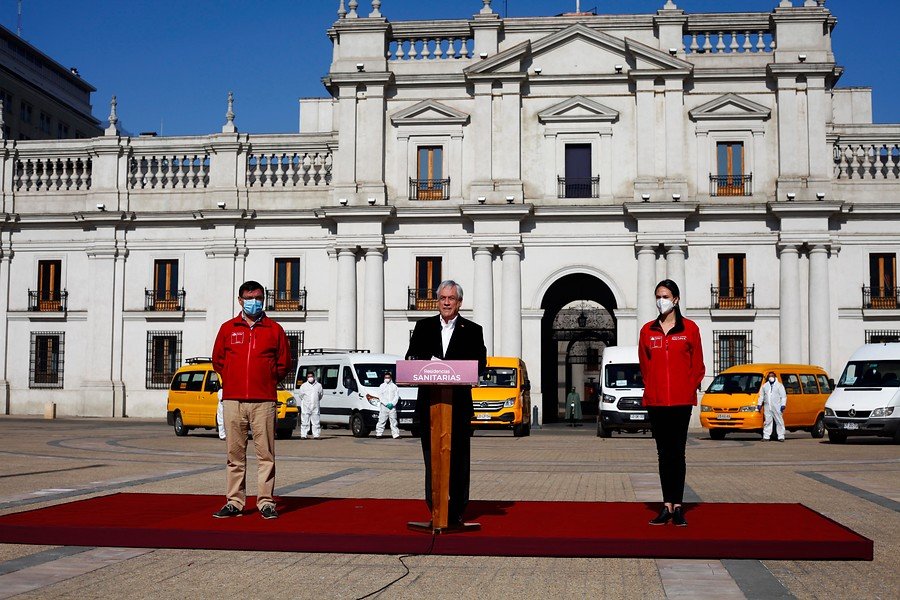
[540,273,618,423]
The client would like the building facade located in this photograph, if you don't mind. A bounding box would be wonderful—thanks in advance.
[1,0,898,423]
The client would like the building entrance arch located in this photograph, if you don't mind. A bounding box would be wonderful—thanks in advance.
[540,273,618,423]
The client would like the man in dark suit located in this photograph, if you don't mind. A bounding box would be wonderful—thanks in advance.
[406,279,487,525]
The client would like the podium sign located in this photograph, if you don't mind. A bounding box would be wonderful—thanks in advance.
[397,360,480,534]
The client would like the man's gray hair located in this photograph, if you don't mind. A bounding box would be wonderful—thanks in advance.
[437,279,463,301]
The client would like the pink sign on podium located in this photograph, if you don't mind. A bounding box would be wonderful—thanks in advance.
[395,360,479,386]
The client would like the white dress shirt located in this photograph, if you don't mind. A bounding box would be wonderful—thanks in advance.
[440,315,458,357]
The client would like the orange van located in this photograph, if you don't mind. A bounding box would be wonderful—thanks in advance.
[471,357,532,437]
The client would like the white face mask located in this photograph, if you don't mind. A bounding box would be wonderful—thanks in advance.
[307,377,314,383]
[656,298,675,315]
[768,376,776,384]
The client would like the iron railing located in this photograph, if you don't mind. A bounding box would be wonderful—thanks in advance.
[409,178,450,200]
[266,288,307,312]
[710,285,755,310]
[713,330,753,375]
[558,176,599,199]
[710,174,752,197]
[862,286,899,309]
[408,287,439,311]
[145,289,185,311]
[146,331,182,389]
[30,332,64,389]
[28,289,68,312]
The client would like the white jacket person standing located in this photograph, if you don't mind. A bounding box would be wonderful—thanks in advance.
[373,372,401,439]
[297,371,324,439]
[757,371,787,441]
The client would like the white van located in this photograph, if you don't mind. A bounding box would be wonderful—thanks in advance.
[825,343,900,444]
[597,345,648,437]
[295,352,419,437]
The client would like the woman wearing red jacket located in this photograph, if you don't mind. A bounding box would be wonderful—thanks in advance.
[639,279,705,527]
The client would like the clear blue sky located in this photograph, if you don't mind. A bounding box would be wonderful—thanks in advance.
[5,0,897,135]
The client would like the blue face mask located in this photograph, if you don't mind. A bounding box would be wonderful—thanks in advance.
[242,298,263,317]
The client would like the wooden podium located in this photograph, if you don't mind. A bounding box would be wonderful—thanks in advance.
[396,360,481,534]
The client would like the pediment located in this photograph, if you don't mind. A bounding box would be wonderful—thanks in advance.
[689,93,771,121]
[538,96,619,124]
[390,99,470,126]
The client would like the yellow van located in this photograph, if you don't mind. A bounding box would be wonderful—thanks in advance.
[166,357,299,439]
[471,356,532,437]
[700,363,832,440]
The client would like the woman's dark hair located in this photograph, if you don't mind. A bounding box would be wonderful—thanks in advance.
[655,279,682,317]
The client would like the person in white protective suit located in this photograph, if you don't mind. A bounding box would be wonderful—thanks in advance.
[297,370,324,439]
[372,371,401,439]
[757,371,787,442]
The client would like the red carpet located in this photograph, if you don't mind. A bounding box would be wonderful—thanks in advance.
[0,494,872,560]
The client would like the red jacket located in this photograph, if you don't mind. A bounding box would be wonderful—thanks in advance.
[639,313,706,407]
[212,314,291,402]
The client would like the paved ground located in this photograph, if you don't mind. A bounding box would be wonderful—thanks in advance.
[0,417,897,599]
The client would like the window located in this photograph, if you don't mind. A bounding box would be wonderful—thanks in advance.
[146,331,182,389]
[713,142,750,196]
[411,257,442,310]
[319,365,340,390]
[412,146,447,200]
[712,330,752,374]
[204,371,220,393]
[56,122,69,139]
[799,374,819,394]
[561,143,596,198]
[816,374,832,394]
[282,331,305,389]
[866,330,900,344]
[715,254,748,309]
[19,101,32,124]
[151,259,180,310]
[782,373,801,395]
[867,253,897,308]
[30,332,64,388]
[34,260,63,311]
[272,258,305,311]
[0,89,11,116]
[39,112,51,135]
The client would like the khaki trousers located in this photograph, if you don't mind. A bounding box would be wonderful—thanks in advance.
[223,399,276,511]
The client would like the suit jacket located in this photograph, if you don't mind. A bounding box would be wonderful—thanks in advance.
[406,314,487,420]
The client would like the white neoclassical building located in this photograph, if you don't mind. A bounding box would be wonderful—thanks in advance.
[1,0,898,424]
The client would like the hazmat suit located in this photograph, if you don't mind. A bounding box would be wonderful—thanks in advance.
[757,375,787,441]
[297,374,324,439]
[374,374,401,438]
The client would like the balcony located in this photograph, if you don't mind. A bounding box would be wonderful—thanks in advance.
[711,285,754,310]
[28,290,68,312]
[408,288,439,311]
[862,286,899,309]
[710,174,752,197]
[266,288,307,312]
[558,176,599,199]
[409,178,449,201]
[145,289,185,311]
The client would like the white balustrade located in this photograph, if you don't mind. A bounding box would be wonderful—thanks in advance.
[128,154,210,189]
[833,142,900,180]
[388,36,472,60]
[246,151,333,187]
[15,156,92,191]
[683,30,774,54]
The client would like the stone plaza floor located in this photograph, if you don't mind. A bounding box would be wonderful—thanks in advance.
[0,416,897,599]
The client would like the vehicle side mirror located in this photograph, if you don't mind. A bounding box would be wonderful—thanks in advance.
[828,378,835,389]
[522,380,531,391]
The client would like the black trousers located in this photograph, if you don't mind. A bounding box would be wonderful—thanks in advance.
[419,401,471,522]
[647,405,693,505]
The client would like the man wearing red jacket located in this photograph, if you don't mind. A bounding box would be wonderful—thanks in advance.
[212,280,291,520]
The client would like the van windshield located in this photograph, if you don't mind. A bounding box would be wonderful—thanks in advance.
[604,364,643,389]
[480,367,517,388]
[706,373,763,394]
[837,361,900,388]
[354,364,396,388]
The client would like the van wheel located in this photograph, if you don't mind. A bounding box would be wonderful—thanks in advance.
[596,420,612,438]
[709,429,726,440]
[350,412,370,438]
[173,412,189,437]
[827,430,847,444]
[810,414,826,439]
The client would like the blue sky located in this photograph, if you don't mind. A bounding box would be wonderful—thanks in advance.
[5,0,897,135]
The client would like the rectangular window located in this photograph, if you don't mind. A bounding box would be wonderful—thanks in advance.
[273,258,302,310]
[716,254,747,309]
[868,253,897,308]
[562,143,594,198]
[866,329,900,344]
[413,257,442,310]
[320,365,340,390]
[19,101,32,124]
[782,373,801,395]
[414,146,446,200]
[799,374,820,394]
[712,330,752,374]
[30,332,64,388]
[713,142,749,196]
[39,112,51,134]
[153,259,180,310]
[56,122,69,139]
[0,89,12,115]
[146,331,182,389]
[816,374,832,394]
[282,331,305,389]
[37,260,62,311]
[204,371,220,393]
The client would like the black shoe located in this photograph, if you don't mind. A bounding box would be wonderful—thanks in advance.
[672,506,688,527]
[260,504,279,519]
[649,506,672,525]
[213,504,242,518]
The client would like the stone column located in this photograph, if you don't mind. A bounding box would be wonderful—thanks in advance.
[776,77,802,178]
[635,79,656,179]
[779,244,802,363]
[473,246,494,354]
[0,233,10,412]
[806,76,830,181]
[665,83,685,180]
[808,245,831,370]
[336,247,357,349]
[636,245,658,332]
[84,243,118,415]
[110,240,127,416]
[500,247,522,357]
[666,244,687,307]
[363,247,384,353]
